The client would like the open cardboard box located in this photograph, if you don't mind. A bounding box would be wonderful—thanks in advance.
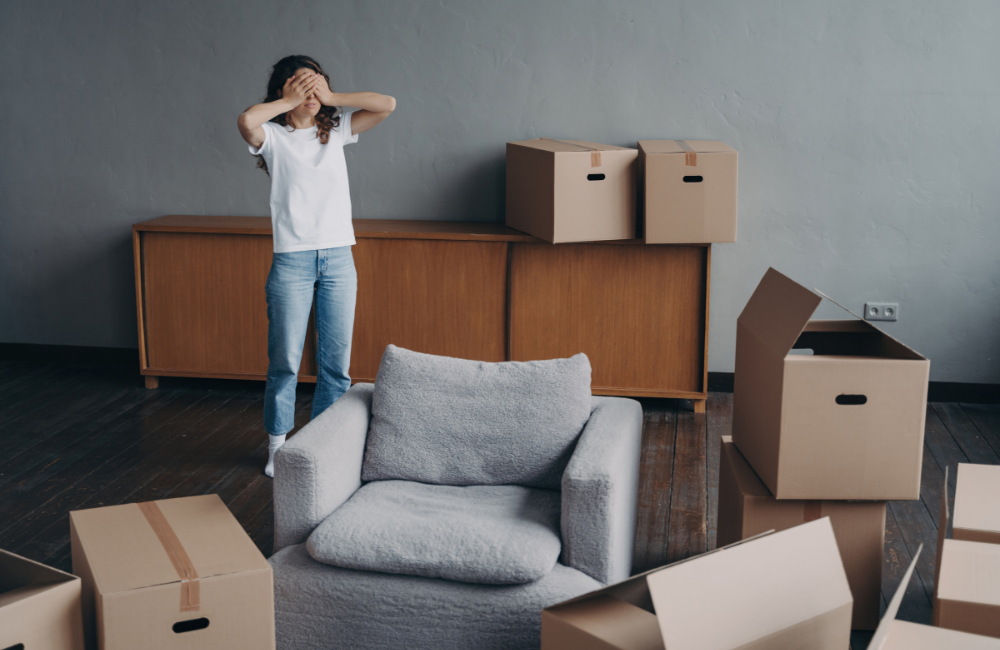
[542,517,852,650]
[731,267,930,500]
[952,463,1000,544]
[506,138,637,243]
[871,544,1000,649]
[70,494,274,650]
[0,548,84,650]
[933,467,1000,639]
[717,435,885,630]
[638,140,738,244]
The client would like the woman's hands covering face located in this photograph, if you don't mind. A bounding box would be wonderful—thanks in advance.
[281,72,321,108]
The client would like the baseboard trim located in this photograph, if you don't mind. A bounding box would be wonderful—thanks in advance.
[0,343,139,366]
[708,371,1000,404]
[1,344,997,404]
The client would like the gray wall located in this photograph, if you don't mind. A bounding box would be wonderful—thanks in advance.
[2,0,998,383]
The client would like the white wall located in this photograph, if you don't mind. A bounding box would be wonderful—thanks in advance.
[1,0,997,382]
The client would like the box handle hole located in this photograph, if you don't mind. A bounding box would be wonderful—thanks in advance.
[173,618,210,633]
[586,173,605,181]
[835,394,867,405]
[683,175,704,183]
[3,644,25,650]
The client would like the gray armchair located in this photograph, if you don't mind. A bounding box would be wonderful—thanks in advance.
[269,382,643,650]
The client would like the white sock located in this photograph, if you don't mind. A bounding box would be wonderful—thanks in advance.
[264,434,286,478]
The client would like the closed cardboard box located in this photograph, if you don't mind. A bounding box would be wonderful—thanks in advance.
[639,140,737,244]
[542,518,852,650]
[953,463,1000,544]
[934,468,1000,639]
[70,494,274,650]
[0,548,84,650]
[875,544,1000,648]
[717,436,885,629]
[731,267,930,500]
[506,138,637,243]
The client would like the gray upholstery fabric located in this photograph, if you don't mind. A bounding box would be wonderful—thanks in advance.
[273,383,373,551]
[561,396,644,584]
[270,543,601,650]
[307,481,562,584]
[362,345,592,489]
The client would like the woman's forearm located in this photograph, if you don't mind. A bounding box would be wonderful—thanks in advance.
[238,99,296,131]
[329,92,396,114]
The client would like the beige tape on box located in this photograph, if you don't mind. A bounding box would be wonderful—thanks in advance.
[138,501,201,612]
[540,137,602,167]
[674,140,698,167]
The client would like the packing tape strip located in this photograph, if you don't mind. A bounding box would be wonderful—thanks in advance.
[803,500,823,523]
[673,140,698,167]
[138,501,201,612]
[540,137,602,167]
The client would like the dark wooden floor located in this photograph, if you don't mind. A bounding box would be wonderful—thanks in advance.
[0,359,997,649]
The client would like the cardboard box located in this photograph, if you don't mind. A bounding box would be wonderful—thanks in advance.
[505,138,637,243]
[638,140,737,244]
[70,494,274,650]
[542,517,852,650]
[717,436,885,629]
[873,543,1000,649]
[953,463,1000,544]
[731,267,930,500]
[934,468,1000,639]
[0,548,84,650]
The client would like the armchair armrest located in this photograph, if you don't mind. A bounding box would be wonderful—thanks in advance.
[273,383,373,552]
[561,396,644,584]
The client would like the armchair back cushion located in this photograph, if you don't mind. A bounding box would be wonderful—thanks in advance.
[361,345,592,489]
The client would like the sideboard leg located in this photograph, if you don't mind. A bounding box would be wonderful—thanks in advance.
[144,375,160,389]
[691,399,706,414]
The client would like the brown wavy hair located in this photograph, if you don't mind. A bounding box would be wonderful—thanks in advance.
[253,55,342,176]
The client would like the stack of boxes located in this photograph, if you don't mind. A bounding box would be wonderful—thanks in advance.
[505,138,738,244]
[721,266,931,630]
[934,464,1000,639]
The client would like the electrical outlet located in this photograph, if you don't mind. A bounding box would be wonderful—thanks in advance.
[864,302,899,322]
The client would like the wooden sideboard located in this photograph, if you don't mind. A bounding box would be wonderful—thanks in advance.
[133,216,711,411]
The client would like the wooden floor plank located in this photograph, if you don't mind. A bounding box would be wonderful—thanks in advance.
[961,403,1000,458]
[0,363,68,410]
[922,403,969,491]
[6,390,238,558]
[934,402,1000,466]
[666,407,707,563]
[881,505,933,624]
[705,392,731,551]
[631,399,678,574]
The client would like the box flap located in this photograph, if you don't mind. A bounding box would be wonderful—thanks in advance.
[870,544,923,649]
[885,621,1000,649]
[69,494,269,596]
[937,539,1000,605]
[738,268,823,357]
[936,468,950,597]
[0,547,78,593]
[638,140,736,154]
[954,464,1000,536]
[721,436,772,497]
[646,517,852,649]
[546,594,665,650]
[509,138,634,153]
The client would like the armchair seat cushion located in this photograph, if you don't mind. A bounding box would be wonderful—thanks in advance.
[306,480,563,585]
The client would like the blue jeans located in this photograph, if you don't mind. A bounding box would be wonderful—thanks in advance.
[264,246,357,436]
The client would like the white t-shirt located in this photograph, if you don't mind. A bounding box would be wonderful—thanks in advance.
[249,110,359,253]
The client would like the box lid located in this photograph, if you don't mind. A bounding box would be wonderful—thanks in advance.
[638,140,736,154]
[720,436,771,497]
[508,138,634,153]
[937,539,1000,605]
[69,494,270,596]
[737,267,927,360]
[646,517,852,649]
[954,463,1000,536]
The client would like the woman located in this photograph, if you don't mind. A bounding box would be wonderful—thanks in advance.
[237,55,396,477]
